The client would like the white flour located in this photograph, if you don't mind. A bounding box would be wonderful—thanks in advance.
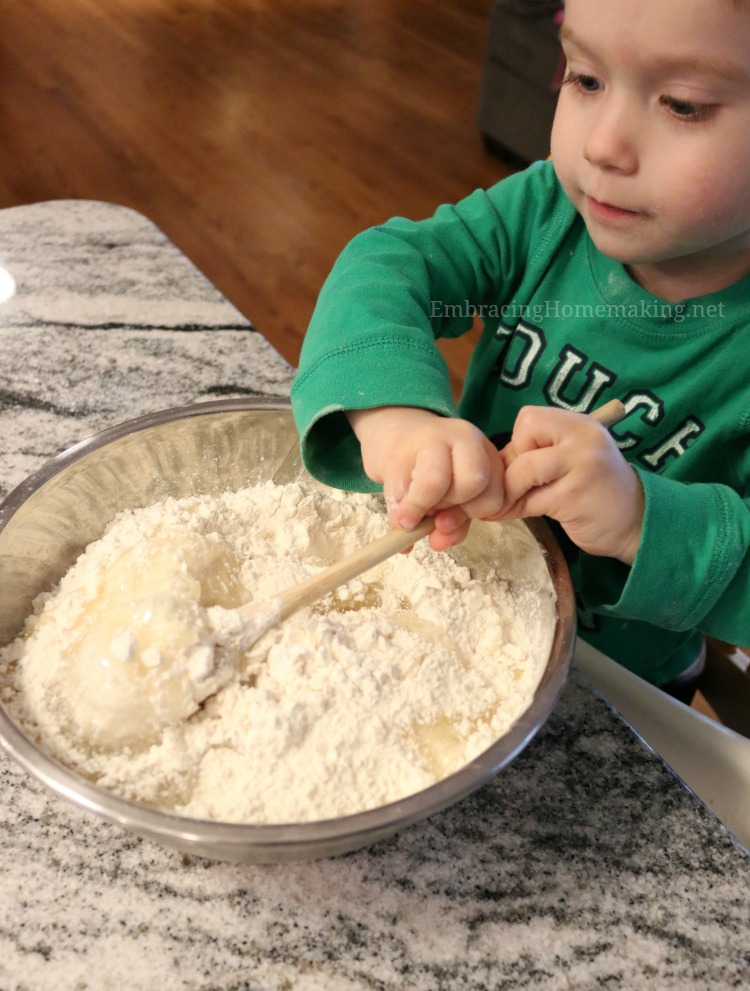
[0,480,556,824]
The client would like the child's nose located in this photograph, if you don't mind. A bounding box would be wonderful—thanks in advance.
[583,96,638,173]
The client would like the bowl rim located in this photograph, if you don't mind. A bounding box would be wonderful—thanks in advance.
[0,397,575,855]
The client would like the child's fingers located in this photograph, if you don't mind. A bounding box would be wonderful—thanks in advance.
[454,444,505,519]
[392,444,452,528]
[400,439,505,528]
[444,440,497,505]
[357,410,507,543]
[491,447,567,520]
[433,504,470,535]
[508,405,613,460]
[506,405,569,454]
[430,514,472,551]
[382,456,425,522]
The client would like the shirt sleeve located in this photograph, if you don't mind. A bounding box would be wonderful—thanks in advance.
[579,467,750,646]
[290,161,570,489]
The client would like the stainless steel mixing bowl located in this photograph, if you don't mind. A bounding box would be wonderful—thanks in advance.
[0,398,575,862]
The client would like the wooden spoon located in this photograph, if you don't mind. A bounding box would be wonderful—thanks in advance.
[208,516,436,654]
[586,397,626,429]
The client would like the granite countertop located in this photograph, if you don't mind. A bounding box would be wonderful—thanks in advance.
[0,201,747,991]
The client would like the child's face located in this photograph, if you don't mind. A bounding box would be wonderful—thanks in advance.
[551,0,750,298]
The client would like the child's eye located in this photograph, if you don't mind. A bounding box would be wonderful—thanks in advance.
[660,95,717,122]
[562,70,601,94]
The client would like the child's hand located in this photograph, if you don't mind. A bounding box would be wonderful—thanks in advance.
[347,407,505,551]
[498,406,644,564]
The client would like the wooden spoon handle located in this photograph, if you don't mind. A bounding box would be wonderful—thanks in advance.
[275,516,435,620]
[589,398,626,428]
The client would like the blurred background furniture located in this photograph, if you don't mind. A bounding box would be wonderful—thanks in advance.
[477,0,564,163]
[696,639,750,738]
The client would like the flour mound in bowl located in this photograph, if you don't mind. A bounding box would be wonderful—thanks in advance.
[0,480,556,824]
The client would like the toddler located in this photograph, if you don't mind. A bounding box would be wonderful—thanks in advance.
[290,0,750,697]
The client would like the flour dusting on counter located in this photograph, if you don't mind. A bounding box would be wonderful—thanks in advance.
[0,481,556,824]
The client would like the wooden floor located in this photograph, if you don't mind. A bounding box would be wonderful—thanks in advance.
[0,0,517,395]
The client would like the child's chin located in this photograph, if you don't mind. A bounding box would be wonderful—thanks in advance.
[583,222,651,266]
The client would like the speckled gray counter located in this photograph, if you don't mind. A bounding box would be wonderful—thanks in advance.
[0,201,747,991]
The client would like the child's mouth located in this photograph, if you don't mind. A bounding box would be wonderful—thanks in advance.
[587,196,640,223]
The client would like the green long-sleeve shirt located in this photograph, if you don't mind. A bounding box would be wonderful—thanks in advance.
[291,160,750,685]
